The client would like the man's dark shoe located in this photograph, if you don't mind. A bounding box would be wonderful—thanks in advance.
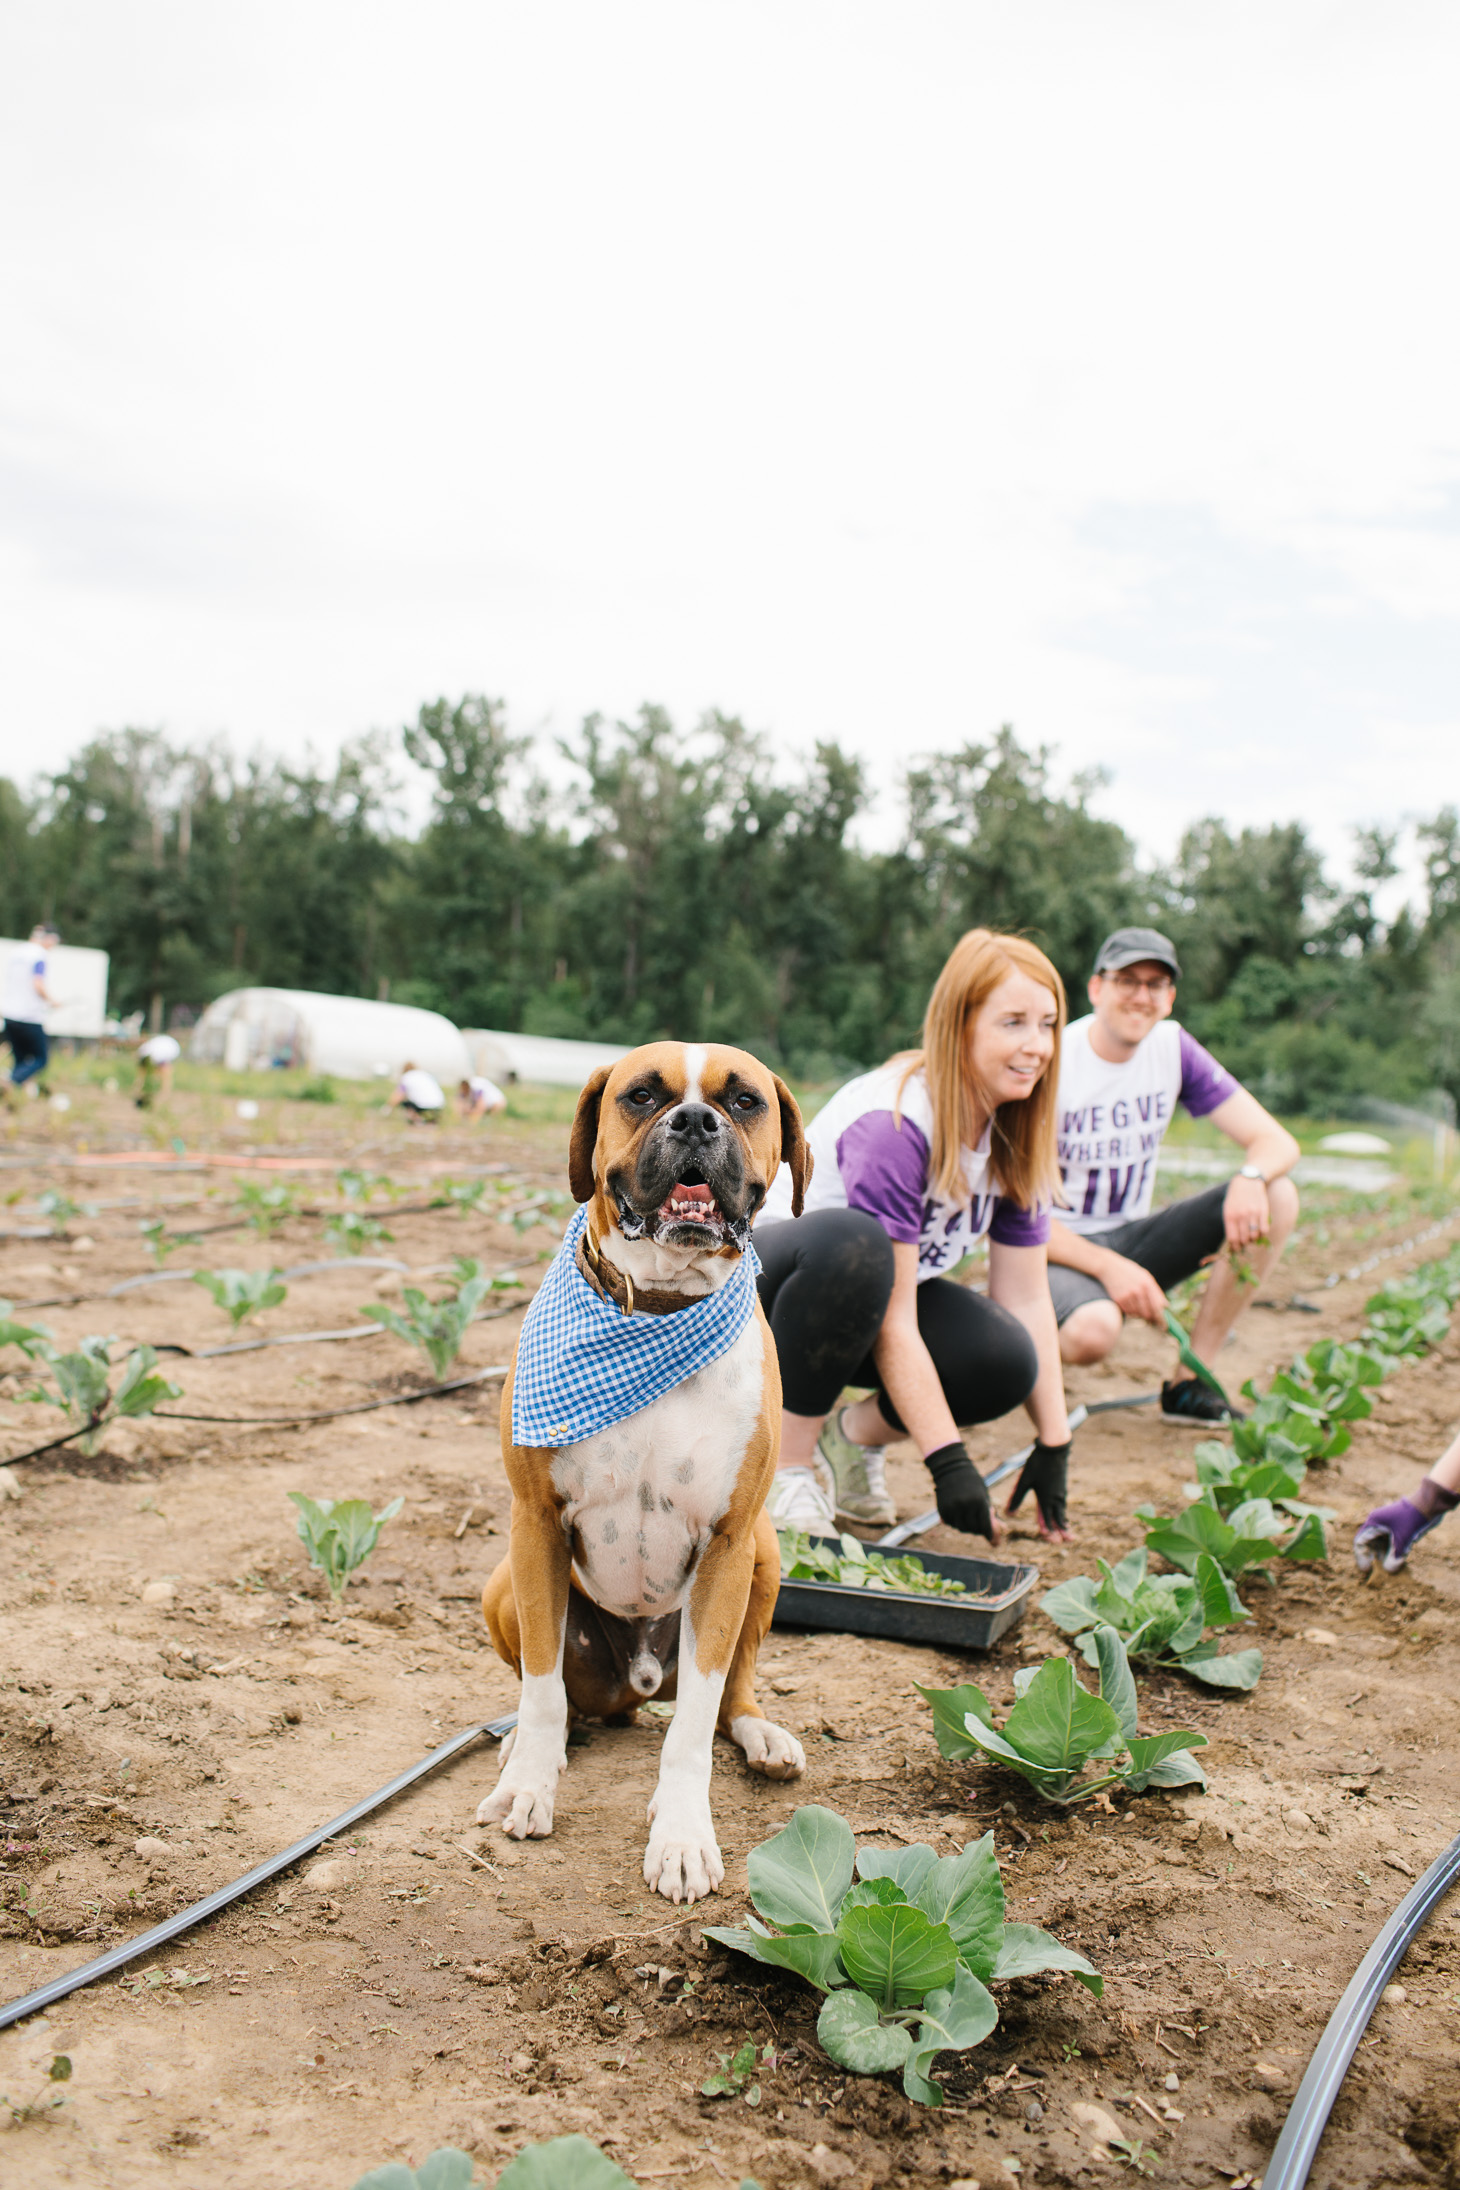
[1160,1376,1242,1426]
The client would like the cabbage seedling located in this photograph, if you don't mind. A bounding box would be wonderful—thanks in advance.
[365,1260,491,1379]
[194,1267,287,1329]
[21,1339,181,1456]
[778,1527,970,1599]
[36,1189,93,1236]
[234,1180,297,1238]
[337,1168,394,1205]
[0,1302,52,1360]
[703,1803,1100,2105]
[1042,1548,1263,1691]
[289,1493,403,1603]
[138,1219,199,1268]
[326,1207,394,1251]
[921,1627,1208,1805]
[350,2148,480,2190]
[1138,1493,1327,1584]
[429,1177,489,1215]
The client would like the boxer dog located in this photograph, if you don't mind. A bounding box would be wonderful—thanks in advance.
[478,1042,810,1903]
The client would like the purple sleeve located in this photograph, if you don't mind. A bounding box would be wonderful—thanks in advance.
[1178,1027,1238,1118]
[988,1199,1051,1249]
[835,1111,929,1245]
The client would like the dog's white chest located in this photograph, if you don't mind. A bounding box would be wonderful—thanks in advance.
[550,1318,763,1620]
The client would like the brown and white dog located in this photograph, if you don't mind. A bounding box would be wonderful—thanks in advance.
[478,1041,810,1903]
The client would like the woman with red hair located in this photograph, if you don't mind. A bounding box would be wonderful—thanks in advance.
[756,928,1073,1545]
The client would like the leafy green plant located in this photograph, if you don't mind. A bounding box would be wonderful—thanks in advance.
[366,1260,491,1378]
[297,1075,336,1103]
[1042,1547,1263,1691]
[1364,1246,1460,1360]
[777,1528,970,1599]
[138,1218,200,1267]
[351,2150,478,2190]
[703,1804,1100,2106]
[326,1207,395,1251]
[194,1267,287,1329]
[0,1302,52,1360]
[235,1180,297,1237]
[701,2038,773,2102]
[290,1493,403,1602]
[921,1629,1207,1805]
[338,1168,394,1204]
[2,2051,72,2127]
[430,1177,490,1215]
[36,1189,92,1235]
[1138,1486,1328,1583]
[21,1340,181,1456]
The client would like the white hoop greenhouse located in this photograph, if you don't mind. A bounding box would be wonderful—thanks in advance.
[190,988,472,1084]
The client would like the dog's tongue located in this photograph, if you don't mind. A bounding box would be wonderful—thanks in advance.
[673,1184,715,1204]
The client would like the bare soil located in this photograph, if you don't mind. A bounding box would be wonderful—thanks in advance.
[1,1086,1458,2190]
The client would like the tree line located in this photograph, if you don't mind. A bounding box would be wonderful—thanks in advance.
[4,697,1458,1115]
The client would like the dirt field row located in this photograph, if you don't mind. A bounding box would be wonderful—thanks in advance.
[0,1088,1457,2189]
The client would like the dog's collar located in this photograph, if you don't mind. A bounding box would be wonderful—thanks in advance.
[576,1227,703,1318]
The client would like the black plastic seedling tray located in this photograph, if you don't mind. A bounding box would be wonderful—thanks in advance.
[773,1533,1039,1650]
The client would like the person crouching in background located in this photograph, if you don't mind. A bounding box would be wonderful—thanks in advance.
[755,928,1074,1545]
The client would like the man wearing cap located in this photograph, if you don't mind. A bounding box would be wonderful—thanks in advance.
[1045,927,1300,1424]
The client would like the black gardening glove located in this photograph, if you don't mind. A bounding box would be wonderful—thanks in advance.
[924,1440,995,1541]
[1006,1440,1072,1536]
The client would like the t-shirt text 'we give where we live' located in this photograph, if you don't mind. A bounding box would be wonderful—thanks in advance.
[1056,1017,1236,1235]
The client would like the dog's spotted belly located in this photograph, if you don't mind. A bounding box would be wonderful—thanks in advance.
[550,1318,764,1621]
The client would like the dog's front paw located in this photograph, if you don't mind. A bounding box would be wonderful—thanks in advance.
[476,1762,561,1840]
[643,1798,724,1905]
[730,1714,806,1780]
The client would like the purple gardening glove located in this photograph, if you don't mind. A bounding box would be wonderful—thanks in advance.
[1354,1479,1459,1574]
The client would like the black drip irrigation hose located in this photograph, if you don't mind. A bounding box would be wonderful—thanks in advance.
[0,1363,510,1464]
[1262,1825,1460,2190]
[0,1714,520,2032]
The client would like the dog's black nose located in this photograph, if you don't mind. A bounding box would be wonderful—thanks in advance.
[666,1102,721,1139]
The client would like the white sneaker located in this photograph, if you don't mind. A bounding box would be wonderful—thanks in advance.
[817,1406,897,1528]
[767,1467,836,1531]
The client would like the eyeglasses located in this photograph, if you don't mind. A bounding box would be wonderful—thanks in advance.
[1107,972,1174,997]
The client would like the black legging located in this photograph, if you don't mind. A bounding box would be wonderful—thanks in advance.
[755,1208,1038,1432]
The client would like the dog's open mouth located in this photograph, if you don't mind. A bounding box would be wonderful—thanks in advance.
[657,1172,721,1227]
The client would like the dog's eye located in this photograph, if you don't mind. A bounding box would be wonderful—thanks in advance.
[731,1093,759,1112]
[628,1087,655,1107]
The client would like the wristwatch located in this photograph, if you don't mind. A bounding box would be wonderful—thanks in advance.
[1238,1164,1268,1183]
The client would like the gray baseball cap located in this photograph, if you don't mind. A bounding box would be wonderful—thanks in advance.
[1093,926,1181,979]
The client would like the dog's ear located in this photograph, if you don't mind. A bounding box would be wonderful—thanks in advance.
[568,1066,613,1204]
[771,1073,813,1218]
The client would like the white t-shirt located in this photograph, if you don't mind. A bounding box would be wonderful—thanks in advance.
[1,944,48,1024]
[398,1068,444,1110]
[760,1060,1049,1282]
[466,1074,505,1108]
[1056,1016,1236,1234]
[138,1035,181,1065]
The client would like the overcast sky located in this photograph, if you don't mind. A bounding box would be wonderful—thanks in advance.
[3,2,1459,890]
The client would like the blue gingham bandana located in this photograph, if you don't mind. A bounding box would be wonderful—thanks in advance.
[511,1202,763,1449]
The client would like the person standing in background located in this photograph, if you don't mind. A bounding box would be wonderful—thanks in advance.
[1,924,59,1096]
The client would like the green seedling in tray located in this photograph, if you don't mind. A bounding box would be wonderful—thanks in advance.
[777,1528,970,1599]
[365,1259,491,1379]
[921,1626,1207,1805]
[1042,1546,1263,1691]
[289,1492,403,1603]
[703,1803,1100,2106]
[22,1338,181,1457]
[194,1267,287,1329]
